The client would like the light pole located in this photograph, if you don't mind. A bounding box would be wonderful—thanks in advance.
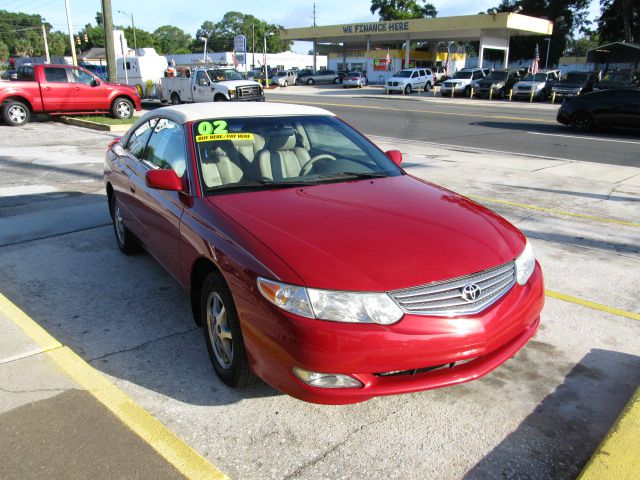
[117,10,137,52]
[199,36,208,64]
[544,38,551,70]
[263,32,274,86]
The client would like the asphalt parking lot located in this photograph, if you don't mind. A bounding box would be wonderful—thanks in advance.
[1,101,639,479]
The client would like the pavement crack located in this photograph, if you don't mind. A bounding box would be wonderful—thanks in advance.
[87,327,198,363]
[0,386,78,394]
[283,404,410,479]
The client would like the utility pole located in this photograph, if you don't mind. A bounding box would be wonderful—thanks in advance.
[252,23,255,69]
[313,2,317,27]
[102,0,117,83]
[64,0,77,66]
[41,24,50,63]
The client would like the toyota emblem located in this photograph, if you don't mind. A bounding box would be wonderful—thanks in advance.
[461,284,481,302]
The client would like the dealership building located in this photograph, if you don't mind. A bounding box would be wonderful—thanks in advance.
[281,12,553,79]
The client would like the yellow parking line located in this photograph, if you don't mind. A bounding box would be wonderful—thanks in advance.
[545,290,640,322]
[470,195,640,228]
[270,98,556,124]
[0,292,229,480]
[578,387,640,479]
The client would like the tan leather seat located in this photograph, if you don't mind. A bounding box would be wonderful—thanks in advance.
[200,141,244,187]
[257,130,310,180]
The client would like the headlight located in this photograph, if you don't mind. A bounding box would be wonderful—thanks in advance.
[229,89,236,97]
[514,239,535,286]
[257,278,404,325]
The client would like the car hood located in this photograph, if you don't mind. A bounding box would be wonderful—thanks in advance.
[555,82,586,89]
[209,176,525,291]
[388,76,410,82]
[516,81,544,88]
[218,79,260,88]
[479,80,505,87]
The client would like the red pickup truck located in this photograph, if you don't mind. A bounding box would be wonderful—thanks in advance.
[0,64,141,126]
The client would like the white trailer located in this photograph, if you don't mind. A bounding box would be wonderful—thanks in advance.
[116,49,168,99]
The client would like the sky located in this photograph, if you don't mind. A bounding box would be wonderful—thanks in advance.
[3,0,602,53]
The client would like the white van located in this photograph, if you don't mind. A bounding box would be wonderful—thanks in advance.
[385,68,434,94]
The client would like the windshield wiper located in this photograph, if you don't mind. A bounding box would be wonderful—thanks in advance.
[207,179,318,193]
[317,171,388,181]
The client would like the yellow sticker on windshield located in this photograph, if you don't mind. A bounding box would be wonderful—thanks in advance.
[195,133,254,143]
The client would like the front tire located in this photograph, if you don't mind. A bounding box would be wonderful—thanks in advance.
[170,92,181,105]
[2,100,30,126]
[570,112,593,132]
[111,97,134,119]
[201,272,255,387]
[307,78,315,85]
[404,84,412,95]
[109,193,141,254]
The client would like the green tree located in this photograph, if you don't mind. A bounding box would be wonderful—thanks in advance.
[47,31,68,56]
[0,40,9,61]
[565,32,601,55]
[370,0,438,20]
[599,0,639,43]
[486,0,592,65]
[193,12,292,55]
[119,25,155,50]
[153,25,192,54]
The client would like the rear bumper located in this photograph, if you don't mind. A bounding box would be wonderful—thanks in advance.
[241,263,545,404]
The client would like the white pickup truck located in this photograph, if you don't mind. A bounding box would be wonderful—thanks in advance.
[161,67,264,104]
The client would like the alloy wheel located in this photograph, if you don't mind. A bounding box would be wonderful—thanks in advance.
[206,292,233,369]
[8,105,27,124]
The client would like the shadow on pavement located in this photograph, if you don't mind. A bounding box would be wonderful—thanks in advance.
[464,348,640,480]
[521,228,640,255]
[470,120,640,139]
[499,184,640,203]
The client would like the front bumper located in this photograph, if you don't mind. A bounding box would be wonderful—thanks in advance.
[240,263,545,404]
[385,83,408,92]
[440,84,466,94]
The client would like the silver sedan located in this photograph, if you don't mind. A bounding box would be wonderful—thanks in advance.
[342,72,367,88]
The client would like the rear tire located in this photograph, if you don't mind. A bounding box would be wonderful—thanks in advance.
[464,86,471,97]
[570,112,593,132]
[2,100,30,126]
[307,78,315,85]
[111,97,134,119]
[425,82,432,92]
[109,193,141,254]
[201,272,256,387]
[170,93,181,105]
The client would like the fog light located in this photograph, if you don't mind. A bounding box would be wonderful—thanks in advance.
[292,367,363,389]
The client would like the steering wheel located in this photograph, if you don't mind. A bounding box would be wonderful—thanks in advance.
[300,154,336,176]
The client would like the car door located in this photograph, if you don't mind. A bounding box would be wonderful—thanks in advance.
[193,71,213,102]
[69,67,107,110]
[616,90,640,128]
[117,118,160,245]
[40,67,74,111]
[135,118,188,280]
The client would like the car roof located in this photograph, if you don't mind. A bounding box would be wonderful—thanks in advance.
[138,102,336,124]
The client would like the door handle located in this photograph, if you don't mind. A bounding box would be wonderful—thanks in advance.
[43,86,51,91]
[74,87,80,91]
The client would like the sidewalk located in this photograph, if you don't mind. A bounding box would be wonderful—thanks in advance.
[0,295,224,480]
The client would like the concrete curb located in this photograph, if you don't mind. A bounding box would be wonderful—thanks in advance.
[578,387,640,479]
[59,116,133,133]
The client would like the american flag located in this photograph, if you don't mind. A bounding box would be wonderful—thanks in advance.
[531,44,540,75]
[231,52,239,68]
[386,48,391,71]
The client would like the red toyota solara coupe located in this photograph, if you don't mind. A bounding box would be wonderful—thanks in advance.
[104,103,544,404]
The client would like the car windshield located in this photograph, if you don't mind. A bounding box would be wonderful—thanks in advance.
[208,69,244,81]
[602,72,629,82]
[275,72,286,77]
[486,72,508,81]
[193,115,402,194]
[561,73,588,83]
[452,71,472,79]
[522,73,548,82]
[346,72,361,77]
[394,71,413,78]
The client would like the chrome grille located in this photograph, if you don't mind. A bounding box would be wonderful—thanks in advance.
[389,262,516,316]
[237,85,261,99]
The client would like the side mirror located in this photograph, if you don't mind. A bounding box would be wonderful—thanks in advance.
[91,78,100,87]
[385,149,403,166]
[145,169,182,191]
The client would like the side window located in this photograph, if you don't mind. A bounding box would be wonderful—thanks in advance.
[126,119,158,159]
[44,68,69,83]
[472,71,483,80]
[141,119,187,177]
[411,71,418,78]
[17,66,35,81]
[196,71,209,86]
[70,68,95,85]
